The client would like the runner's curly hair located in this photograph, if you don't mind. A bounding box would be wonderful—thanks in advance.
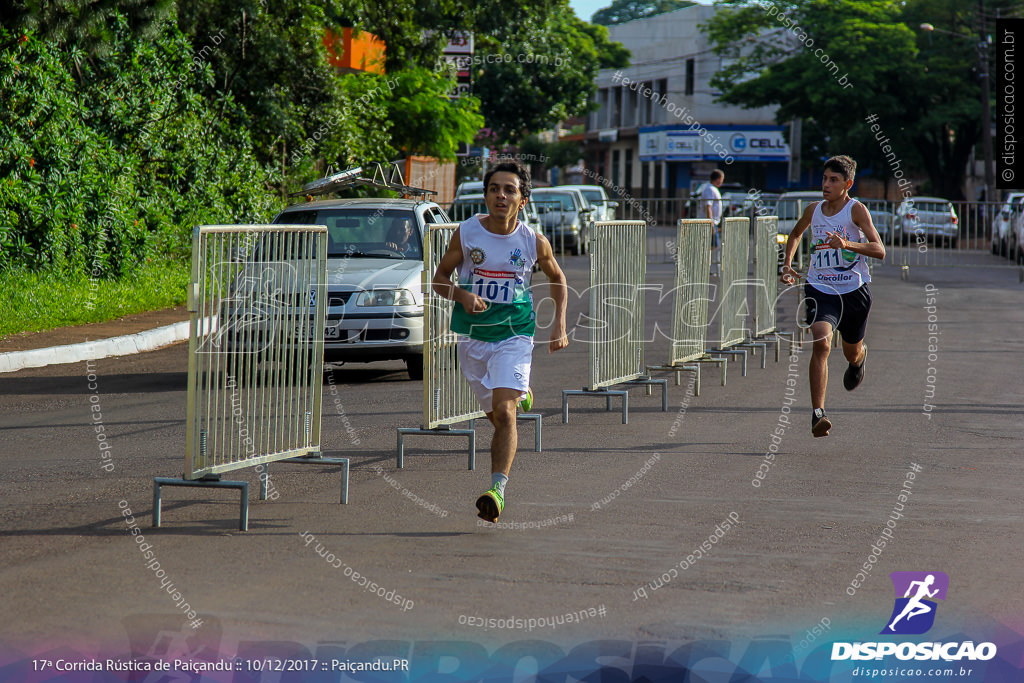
[483,159,531,199]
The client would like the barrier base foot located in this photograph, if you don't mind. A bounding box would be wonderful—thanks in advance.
[562,388,629,424]
[276,454,351,504]
[712,348,747,377]
[397,423,477,470]
[736,341,768,369]
[618,376,670,411]
[153,476,249,531]
[517,413,543,452]
[647,363,700,395]
[759,330,796,360]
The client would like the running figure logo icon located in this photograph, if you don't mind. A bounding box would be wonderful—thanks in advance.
[881,571,949,635]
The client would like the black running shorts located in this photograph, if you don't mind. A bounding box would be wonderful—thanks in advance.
[803,283,872,343]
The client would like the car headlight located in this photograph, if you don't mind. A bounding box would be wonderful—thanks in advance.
[775,233,788,245]
[356,289,417,307]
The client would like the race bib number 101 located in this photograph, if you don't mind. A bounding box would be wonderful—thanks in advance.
[471,269,516,304]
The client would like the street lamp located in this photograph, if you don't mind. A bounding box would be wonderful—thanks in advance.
[919,16,994,203]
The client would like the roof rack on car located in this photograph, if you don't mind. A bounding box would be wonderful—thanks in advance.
[290,161,437,198]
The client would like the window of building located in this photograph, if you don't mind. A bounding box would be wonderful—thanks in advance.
[656,79,668,124]
[685,59,695,96]
[624,149,633,191]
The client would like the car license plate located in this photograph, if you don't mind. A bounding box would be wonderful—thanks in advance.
[295,324,344,339]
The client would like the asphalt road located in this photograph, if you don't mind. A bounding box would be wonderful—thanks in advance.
[1,256,1022,680]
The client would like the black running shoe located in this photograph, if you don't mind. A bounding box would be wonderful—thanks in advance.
[812,408,831,438]
[844,346,867,391]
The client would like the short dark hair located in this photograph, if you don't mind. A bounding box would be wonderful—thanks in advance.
[823,155,857,181]
[709,169,724,182]
[483,160,531,199]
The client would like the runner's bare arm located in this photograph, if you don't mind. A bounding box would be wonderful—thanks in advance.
[536,233,568,353]
[431,227,487,313]
[781,202,818,284]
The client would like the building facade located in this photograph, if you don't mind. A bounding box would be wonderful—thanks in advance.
[586,5,799,199]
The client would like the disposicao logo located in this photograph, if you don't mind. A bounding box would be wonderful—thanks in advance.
[831,571,998,663]
[882,571,947,635]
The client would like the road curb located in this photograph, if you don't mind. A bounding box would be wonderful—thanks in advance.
[0,320,191,374]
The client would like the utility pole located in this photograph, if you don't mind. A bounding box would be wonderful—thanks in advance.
[979,0,995,202]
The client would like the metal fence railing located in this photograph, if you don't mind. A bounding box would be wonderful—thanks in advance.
[154,224,348,531]
[882,199,1023,280]
[519,191,1024,279]
[752,215,779,338]
[646,219,726,395]
[750,214,795,362]
[398,223,484,469]
[562,220,667,424]
[717,217,750,348]
[708,217,753,375]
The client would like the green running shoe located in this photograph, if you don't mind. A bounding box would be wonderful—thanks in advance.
[518,387,533,413]
[475,484,505,523]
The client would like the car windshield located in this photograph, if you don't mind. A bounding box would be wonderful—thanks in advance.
[580,190,604,205]
[533,192,576,211]
[277,208,423,259]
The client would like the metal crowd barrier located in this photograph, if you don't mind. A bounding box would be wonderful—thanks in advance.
[562,220,668,424]
[711,217,754,375]
[154,224,348,531]
[397,223,542,469]
[751,215,795,361]
[646,219,726,395]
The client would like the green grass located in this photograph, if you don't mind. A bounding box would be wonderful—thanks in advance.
[0,259,190,339]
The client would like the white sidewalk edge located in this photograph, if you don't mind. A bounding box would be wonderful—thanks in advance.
[0,320,192,374]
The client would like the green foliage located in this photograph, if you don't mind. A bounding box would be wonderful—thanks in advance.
[386,66,484,159]
[0,0,176,57]
[0,22,278,276]
[473,8,630,145]
[592,0,697,26]
[703,0,1017,198]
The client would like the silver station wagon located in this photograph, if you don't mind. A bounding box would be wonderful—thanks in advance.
[272,198,452,379]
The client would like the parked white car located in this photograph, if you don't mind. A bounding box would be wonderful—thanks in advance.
[992,192,1024,257]
[453,180,484,201]
[269,198,452,380]
[556,184,619,222]
[893,196,959,248]
[1013,210,1024,264]
[531,188,595,255]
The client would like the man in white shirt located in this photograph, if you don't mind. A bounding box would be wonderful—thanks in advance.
[701,169,724,246]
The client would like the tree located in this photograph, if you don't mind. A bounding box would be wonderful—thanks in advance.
[0,20,275,274]
[471,8,630,145]
[592,0,696,26]
[0,0,175,57]
[702,0,1016,199]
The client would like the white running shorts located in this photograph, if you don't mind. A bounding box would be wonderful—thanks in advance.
[456,335,533,413]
